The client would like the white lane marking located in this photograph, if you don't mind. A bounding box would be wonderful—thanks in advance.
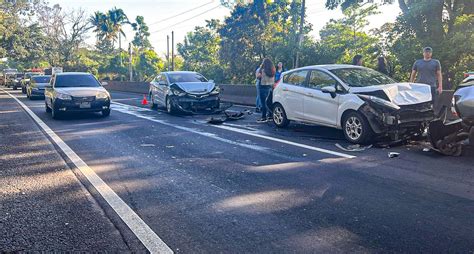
[112,102,355,159]
[211,124,356,159]
[2,89,173,254]
[111,102,295,160]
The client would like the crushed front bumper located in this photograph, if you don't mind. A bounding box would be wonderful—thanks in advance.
[360,101,435,140]
[170,94,220,113]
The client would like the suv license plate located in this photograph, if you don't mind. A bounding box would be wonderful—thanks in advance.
[80,102,91,108]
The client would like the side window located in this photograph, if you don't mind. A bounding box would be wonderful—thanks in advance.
[284,70,308,86]
[308,71,337,90]
[160,75,168,85]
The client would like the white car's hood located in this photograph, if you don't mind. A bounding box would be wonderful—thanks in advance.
[351,82,432,105]
[55,87,107,97]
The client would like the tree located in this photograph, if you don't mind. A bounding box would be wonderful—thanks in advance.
[177,20,225,82]
[134,50,164,81]
[131,16,151,50]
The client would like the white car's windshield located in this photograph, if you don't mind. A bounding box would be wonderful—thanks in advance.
[330,68,396,87]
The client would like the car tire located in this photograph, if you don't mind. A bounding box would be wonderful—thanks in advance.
[45,102,52,113]
[166,97,177,114]
[13,86,17,90]
[150,93,157,109]
[22,87,26,94]
[272,103,290,128]
[342,111,373,144]
[51,104,60,119]
[101,109,111,117]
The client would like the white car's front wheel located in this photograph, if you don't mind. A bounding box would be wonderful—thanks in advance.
[342,111,373,144]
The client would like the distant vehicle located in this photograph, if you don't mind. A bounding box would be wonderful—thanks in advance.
[1,68,17,86]
[10,73,25,90]
[462,71,474,83]
[44,67,63,75]
[26,75,51,99]
[272,65,434,144]
[44,72,111,119]
[149,71,220,114]
[21,71,43,94]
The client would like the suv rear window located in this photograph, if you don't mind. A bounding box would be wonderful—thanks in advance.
[32,76,51,83]
[55,74,100,88]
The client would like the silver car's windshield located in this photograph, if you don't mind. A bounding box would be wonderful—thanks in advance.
[330,68,396,87]
[168,73,208,83]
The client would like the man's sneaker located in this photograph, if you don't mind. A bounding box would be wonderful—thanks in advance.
[256,118,268,123]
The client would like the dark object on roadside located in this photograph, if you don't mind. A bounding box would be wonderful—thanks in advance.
[428,82,474,156]
[388,152,400,158]
[207,109,252,125]
[335,143,372,152]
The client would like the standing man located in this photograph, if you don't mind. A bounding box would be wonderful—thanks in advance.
[410,47,443,102]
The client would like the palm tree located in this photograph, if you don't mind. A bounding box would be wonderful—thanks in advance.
[89,11,108,42]
[107,7,130,52]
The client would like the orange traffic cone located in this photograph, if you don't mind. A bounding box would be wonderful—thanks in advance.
[141,95,148,105]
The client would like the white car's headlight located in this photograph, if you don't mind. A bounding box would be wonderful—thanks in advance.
[56,93,72,100]
[96,92,110,99]
[210,86,220,95]
[369,96,400,110]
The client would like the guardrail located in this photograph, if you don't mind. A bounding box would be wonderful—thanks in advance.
[104,81,454,112]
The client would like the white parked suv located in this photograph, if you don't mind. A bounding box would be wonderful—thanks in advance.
[272,65,435,144]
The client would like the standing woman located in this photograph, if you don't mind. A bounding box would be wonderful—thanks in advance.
[257,58,276,123]
[275,62,285,82]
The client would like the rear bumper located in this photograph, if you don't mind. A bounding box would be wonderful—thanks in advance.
[30,89,45,97]
[54,98,110,113]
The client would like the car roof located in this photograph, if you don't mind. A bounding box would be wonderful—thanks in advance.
[55,72,92,76]
[161,71,199,75]
[288,64,365,72]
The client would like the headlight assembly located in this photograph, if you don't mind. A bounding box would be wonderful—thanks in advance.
[210,86,220,95]
[96,92,110,99]
[358,95,400,111]
[171,88,186,96]
[56,93,72,100]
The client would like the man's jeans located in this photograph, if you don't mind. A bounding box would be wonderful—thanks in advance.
[256,80,262,110]
[259,85,271,119]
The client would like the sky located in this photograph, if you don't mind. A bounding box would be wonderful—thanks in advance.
[47,0,401,56]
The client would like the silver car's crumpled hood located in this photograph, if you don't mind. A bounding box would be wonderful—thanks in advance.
[454,84,474,118]
[351,82,432,106]
[55,87,107,97]
[174,82,216,94]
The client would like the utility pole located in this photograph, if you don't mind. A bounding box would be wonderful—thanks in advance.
[128,43,133,82]
[167,35,170,72]
[171,31,175,71]
[119,33,123,81]
[295,0,305,68]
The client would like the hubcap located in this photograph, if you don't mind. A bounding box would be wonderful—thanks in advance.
[273,107,284,125]
[345,116,363,140]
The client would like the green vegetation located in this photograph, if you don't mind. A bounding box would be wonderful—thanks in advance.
[1,0,472,86]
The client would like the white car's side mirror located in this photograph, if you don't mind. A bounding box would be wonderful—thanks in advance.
[321,86,336,94]
[101,81,108,86]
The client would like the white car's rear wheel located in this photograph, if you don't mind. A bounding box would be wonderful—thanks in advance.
[272,103,289,128]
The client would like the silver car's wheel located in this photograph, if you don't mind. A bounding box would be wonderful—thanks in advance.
[166,97,176,114]
[342,111,373,144]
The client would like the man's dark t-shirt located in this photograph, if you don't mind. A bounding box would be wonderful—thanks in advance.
[412,59,441,87]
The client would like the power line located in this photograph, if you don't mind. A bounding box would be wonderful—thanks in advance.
[148,1,215,26]
[150,5,223,34]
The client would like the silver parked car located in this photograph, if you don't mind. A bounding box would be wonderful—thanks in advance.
[149,71,220,114]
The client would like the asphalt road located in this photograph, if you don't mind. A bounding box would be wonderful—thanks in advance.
[1,88,474,252]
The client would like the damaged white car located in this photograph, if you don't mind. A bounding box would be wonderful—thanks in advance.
[272,65,435,144]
